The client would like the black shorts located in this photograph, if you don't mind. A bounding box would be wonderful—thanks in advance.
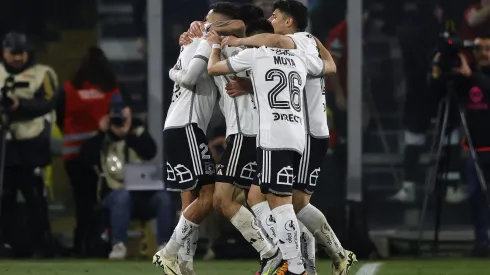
[163,123,215,192]
[255,148,301,196]
[293,136,329,194]
[216,134,257,189]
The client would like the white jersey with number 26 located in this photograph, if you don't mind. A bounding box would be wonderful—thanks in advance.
[226,46,325,154]
[287,32,329,138]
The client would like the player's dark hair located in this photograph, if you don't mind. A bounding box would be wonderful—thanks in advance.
[239,4,265,26]
[71,46,118,92]
[245,19,275,37]
[273,0,308,32]
[209,2,240,20]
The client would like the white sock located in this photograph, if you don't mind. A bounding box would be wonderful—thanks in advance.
[178,226,199,269]
[163,215,199,257]
[297,204,344,263]
[298,220,316,273]
[231,206,277,258]
[251,201,278,245]
[272,204,304,274]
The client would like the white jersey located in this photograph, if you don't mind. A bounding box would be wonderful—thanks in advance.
[213,46,258,138]
[227,46,325,154]
[164,38,217,132]
[287,32,329,138]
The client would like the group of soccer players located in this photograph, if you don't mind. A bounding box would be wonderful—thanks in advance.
[153,1,357,275]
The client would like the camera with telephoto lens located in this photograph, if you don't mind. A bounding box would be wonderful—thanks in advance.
[108,94,126,127]
[0,76,28,110]
[0,76,15,110]
[436,32,477,73]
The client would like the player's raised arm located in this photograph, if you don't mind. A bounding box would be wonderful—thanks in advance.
[207,33,254,76]
[208,20,246,37]
[169,39,211,87]
[313,36,336,75]
[222,33,295,49]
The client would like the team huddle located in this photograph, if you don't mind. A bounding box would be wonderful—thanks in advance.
[153,1,357,275]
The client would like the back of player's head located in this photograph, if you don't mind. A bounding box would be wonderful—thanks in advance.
[239,4,265,26]
[209,2,240,20]
[273,0,308,32]
[245,19,274,37]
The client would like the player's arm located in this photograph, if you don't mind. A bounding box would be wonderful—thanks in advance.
[223,33,295,49]
[207,32,254,76]
[313,36,336,74]
[467,6,490,27]
[168,40,211,87]
[208,20,245,37]
[305,54,332,78]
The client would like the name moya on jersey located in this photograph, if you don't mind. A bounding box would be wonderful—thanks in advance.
[273,56,296,67]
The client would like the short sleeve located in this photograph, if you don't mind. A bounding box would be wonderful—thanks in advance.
[305,54,325,77]
[194,39,212,62]
[227,48,255,73]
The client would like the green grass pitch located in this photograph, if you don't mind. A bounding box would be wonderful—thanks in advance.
[0,259,489,275]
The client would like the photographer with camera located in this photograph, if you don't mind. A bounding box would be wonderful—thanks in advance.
[431,35,490,257]
[80,94,174,259]
[0,32,58,256]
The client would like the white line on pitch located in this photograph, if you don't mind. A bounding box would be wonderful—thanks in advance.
[355,262,383,275]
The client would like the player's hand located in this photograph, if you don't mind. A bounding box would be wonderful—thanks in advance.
[189,21,205,38]
[221,36,241,47]
[226,76,251,97]
[205,31,221,46]
[179,32,193,46]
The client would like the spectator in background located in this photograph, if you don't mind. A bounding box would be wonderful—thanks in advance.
[79,95,173,260]
[462,0,490,40]
[56,46,120,257]
[0,32,58,257]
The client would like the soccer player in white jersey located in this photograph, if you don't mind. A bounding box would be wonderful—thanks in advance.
[211,18,286,275]
[152,3,241,275]
[222,1,357,274]
[207,30,332,275]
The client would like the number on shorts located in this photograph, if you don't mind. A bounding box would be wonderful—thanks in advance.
[199,143,211,160]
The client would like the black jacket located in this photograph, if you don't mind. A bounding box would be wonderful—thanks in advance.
[79,118,156,193]
[430,68,490,150]
[2,57,57,167]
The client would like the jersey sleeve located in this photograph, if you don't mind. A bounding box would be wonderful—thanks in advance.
[170,40,211,87]
[194,39,212,62]
[226,48,255,73]
[305,53,325,77]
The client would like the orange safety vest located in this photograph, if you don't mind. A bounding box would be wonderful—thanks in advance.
[62,81,119,160]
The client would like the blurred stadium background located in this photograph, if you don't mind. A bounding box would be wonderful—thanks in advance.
[0,0,489,274]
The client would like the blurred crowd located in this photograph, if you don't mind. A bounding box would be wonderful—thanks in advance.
[0,0,489,260]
